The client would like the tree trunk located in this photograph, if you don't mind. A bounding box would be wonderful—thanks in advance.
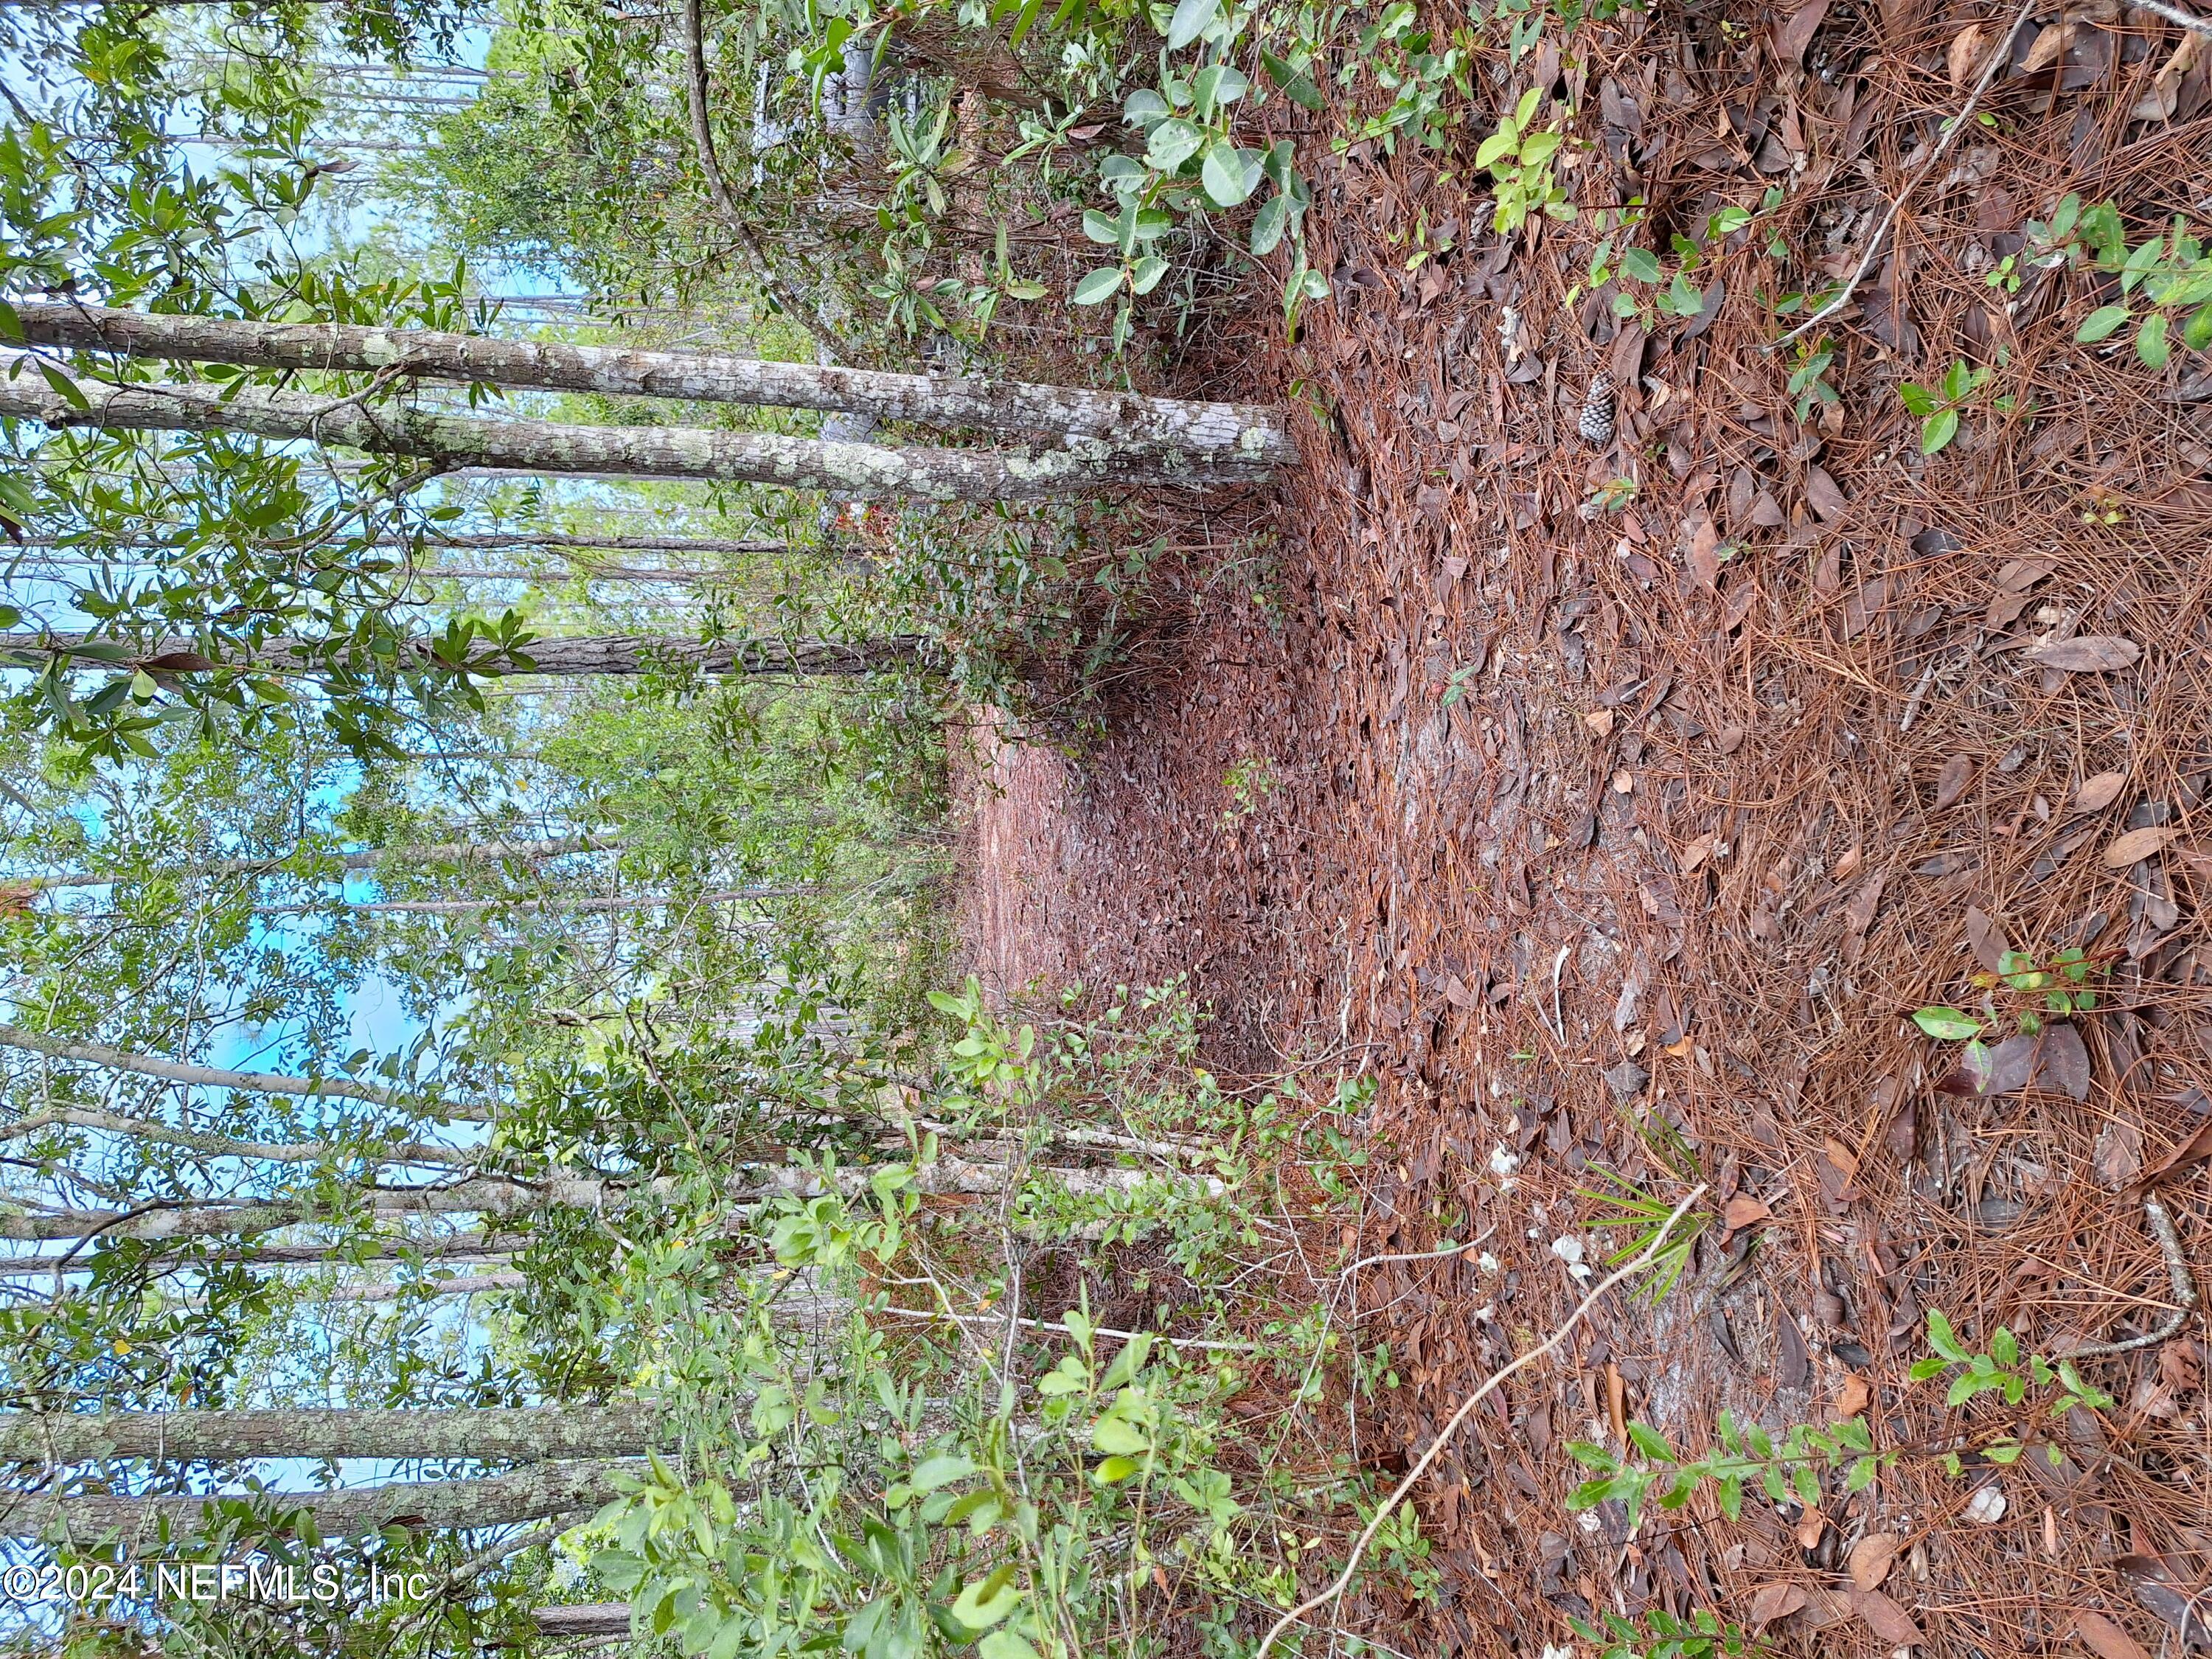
[1,341,1288,493]
[0,1104,466,1167]
[0,1406,662,1464]
[9,305,1294,459]
[534,1604,632,1637]
[0,1234,521,1274]
[0,630,936,680]
[0,1177,611,1241]
[0,1158,1214,1240]
[10,832,618,892]
[0,1459,633,1541]
[306,1270,526,1304]
[0,1024,495,1121]
[249,885,803,917]
[12,531,786,557]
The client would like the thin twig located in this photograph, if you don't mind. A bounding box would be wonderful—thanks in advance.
[678,0,858,358]
[2063,1194,2199,1359]
[1771,0,2039,349]
[1335,1227,1496,1281]
[1251,1186,1708,1659]
[1549,944,1571,1044]
[2132,0,2212,34]
[872,1304,1259,1352]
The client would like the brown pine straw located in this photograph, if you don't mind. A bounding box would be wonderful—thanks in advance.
[1254,1186,1708,1659]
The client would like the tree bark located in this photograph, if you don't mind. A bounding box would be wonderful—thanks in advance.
[0,1234,521,1274]
[0,1177,610,1241]
[0,1024,495,1121]
[0,1158,1213,1240]
[306,1270,526,1304]
[10,832,618,892]
[0,1459,633,1540]
[534,1604,632,1637]
[12,531,787,557]
[249,885,802,917]
[0,630,936,680]
[0,357,1284,498]
[0,1105,467,1167]
[0,1406,662,1464]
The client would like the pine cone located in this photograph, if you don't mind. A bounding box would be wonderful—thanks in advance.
[1577,372,1617,447]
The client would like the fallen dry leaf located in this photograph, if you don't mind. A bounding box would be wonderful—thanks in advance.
[1947,19,1988,82]
[1941,1025,2092,1102]
[2027,635,2143,672]
[1933,753,1975,810]
[1681,832,1718,874]
[1823,1136,1860,1180]
[1848,1532,1900,1591]
[2103,826,2180,868]
[2072,1611,2151,1659]
[1721,1194,1772,1238]
[2020,18,2073,73]
[1794,1504,1828,1549]
[1836,1373,1873,1418]
[1848,1585,1926,1646]
[2094,1116,2144,1191]
[1687,515,1722,592]
[1585,707,1615,737]
[1746,1582,1807,1629]
[2073,771,2128,813]
[1714,723,1747,754]
[1806,465,1848,521]
[1775,0,1831,60]
[2132,1116,2212,1190]
[1965,905,2008,973]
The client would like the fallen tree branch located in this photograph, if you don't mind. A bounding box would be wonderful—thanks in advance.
[1252,1186,1708,1659]
[2061,1193,2199,1359]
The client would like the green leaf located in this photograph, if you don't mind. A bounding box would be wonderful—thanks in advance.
[1071,268,1124,305]
[1627,1423,1677,1461]
[1621,247,1663,283]
[1898,383,1937,416]
[1164,0,1220,48]
[2076,305,2131,343]
[1090,1414,1147,1455]
[1921,408,1960,454]
[38,361,88,410]
[1145,117,1207,173]
[1474,130,1517,170]
[1912,1006,1982,1041]
[1251,195,1290,257]
[950,1566,1022,1630]
[1200,142,1260,207]
[910,1454,977,1492]
[1082,209,1121,246]
[2183,300,2212,352]
[980,1631,1043,1659]
[2135,310,2171,369]
[1130,256,1169,296]
[1123,88,1170,130]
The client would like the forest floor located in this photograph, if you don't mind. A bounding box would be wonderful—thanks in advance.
[953,4,2212,1654]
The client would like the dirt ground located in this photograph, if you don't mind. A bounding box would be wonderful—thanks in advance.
[956,3,2212,1652]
